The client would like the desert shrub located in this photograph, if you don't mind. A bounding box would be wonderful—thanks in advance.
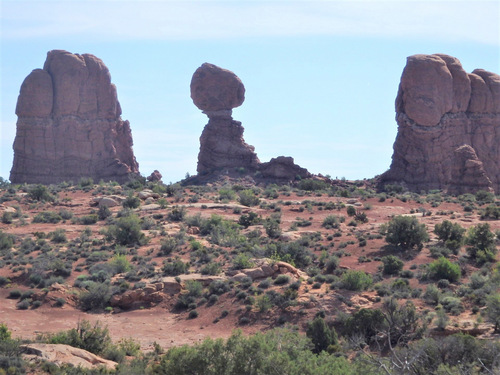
[324,255,339,274]
[346,205,356,216]
[8,290,21,299]
[441,296,463,315]
[28,184,54,202]
[43,320,112,355]
[168,206,186,222]
[274,274,290,285]
[264,218,281,239]
[343,308,385,342]
[429,245,452,258]
[0,231,13,254]
[322,215,340,229]
[218,188,236,201]
[201,262,221,276]
[110,214,146,246]
[156,329,355,375]
[306,316,338,354]
[159,236,179,255]
[58,209,73,220]
[1,212,13,224]
[229,253,252,270]
[209,280,231,296]
[122,194,140,209]
[428,257,461,282]
[480,204,500,220]
[98,205,112,220]
[16,299,30,310]
[265,240,313,269]
[238,189,260,207]
[188,310,199,319]
[0,276,10,287]
[162,259,189,276]
[381,255,404,275]
[385,215,428,251]
[475,190,495,204]
[238,212,260,228]
[33,211,62,223]
[49,229,67,243]
[75,214,98,225]
[341,270,372,291]
[434,220,465,252]
[78,282,111,311]
[297,179,328,191]
[466,223,497,264]
[486,293,500,332]
[109,254,132,274]
[423,284,441,305]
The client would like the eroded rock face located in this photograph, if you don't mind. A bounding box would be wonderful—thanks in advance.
[382,54,500,193]
[191,63,309,181]
[10,50,139,184]
[191,63,260,175]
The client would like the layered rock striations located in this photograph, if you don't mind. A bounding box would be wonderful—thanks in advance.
[191,63,260,175]
[10,50,139,184]
[381,54,500,193]
[190,63,310,182]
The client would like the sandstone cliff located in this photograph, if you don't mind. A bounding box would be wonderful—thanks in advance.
[10,50,139,184]
[381,54,500,193]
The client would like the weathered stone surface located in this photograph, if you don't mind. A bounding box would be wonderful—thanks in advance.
[191,63,309,180]
[259,156,310,181]
[147,170,162,182]
[382,54,500,193]
[197,116,260,174]
[22,343,117,370]
[191,63,245,112]
[10,50,139,184]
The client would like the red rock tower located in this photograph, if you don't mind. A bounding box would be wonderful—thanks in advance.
[10,50,139,184]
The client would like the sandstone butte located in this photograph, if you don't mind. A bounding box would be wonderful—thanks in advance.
[190,62,310,182]
[381,54,500,194]
[10,50,140,184]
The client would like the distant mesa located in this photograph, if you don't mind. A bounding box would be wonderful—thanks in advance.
[190,62,310,182]
[381,54,500,194]
[10,50,140,184]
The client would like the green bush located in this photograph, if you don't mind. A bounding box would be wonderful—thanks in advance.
[381,255,404,275]
[322,215,340,229]
[111,214,146,246]
[78,282,111,311]
[32,211,62,223]
[28,184,54,202]
[343,308,385,342]
[238,189,260,207]
[480,205,500,220]
[274,275,290,285]
[428,257,461,282]
[163,259,189,276]
[434,220,465,252]
[43,320,112,355]
[385,215,428,251]
[306,316,338,353]
[122,194,141,209]
[0,231,13,254]
[466,223,497,264]
[341,270,372,291]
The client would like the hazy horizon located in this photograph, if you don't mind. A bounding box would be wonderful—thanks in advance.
[1,0,499,183]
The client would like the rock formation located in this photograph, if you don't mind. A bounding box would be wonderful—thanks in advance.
[190,63,310,182]
[10,50,139,184]
[191,63,260,175]
[381,54,500,193]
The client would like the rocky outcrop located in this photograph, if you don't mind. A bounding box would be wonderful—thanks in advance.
[10,50,139,184]
[191,63,309,182]
[381,54,500,193]
[260,156,311,181]
[22,343,117,370]
[147,170,162,182]
[192,63,260,175]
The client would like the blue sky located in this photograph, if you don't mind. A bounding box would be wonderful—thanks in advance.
[1,0,499,183]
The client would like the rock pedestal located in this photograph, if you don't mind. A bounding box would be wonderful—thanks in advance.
[381,54,500,193]
[190,63,310,181]
[10,50,139,184]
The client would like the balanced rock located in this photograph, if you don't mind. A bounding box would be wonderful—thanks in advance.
[381,54,500,193]
[191,63,260,174]
[147,169,162,182]
[191,63,309,181]
[10,50,139,184]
